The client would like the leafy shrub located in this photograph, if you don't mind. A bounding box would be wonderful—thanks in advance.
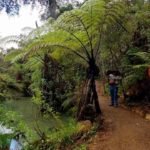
[73,144,87,150]
[0,134,12,149]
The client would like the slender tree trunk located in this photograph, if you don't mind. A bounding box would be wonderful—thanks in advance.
[40,54,50,113]
[77,59,101,121]
[48,0,57,19]
[43,54,50,101]
[41,54,63,112]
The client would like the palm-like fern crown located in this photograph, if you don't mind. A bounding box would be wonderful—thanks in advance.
[9,0,125,64]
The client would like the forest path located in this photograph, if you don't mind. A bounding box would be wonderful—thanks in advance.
[88,81,150,150]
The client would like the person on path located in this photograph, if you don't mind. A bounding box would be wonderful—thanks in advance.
[108,73,120,107]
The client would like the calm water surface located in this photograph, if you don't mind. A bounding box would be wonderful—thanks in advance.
[4,97,57,131]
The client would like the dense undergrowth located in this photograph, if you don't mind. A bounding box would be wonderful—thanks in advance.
[0,0,149,149]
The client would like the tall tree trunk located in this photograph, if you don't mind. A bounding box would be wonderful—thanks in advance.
[77,59,101,121]
[43,54,50,101]
[48,0,57,19]
[41,54,63,112]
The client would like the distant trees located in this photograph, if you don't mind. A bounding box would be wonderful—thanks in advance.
[0,0,83,19]
[0,0,58,18]
[0,0,20,15]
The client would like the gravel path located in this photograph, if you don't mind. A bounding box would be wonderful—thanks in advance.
[88,81,150,150]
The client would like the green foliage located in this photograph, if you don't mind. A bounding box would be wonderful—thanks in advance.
[27,118,79,150]
[0,134,12,149]
[99,0,150,92]
[0,0,150,148]
[73,144,87,150]
[59,4,74,14]
[48,119,77,143]
[4,49,24,63]
[121,47,150,89]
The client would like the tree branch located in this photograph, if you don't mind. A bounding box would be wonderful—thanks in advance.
[95,28,103,59]
[59,24,91,60]
[45,43,89,62]
[70,12,93,58]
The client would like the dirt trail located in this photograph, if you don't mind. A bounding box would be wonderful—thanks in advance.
[88,81,150,150]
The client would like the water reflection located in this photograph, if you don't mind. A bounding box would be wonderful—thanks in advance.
[4,97,57,132]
